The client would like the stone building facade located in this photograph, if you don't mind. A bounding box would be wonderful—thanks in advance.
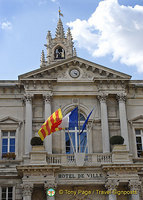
[0,18,143,200]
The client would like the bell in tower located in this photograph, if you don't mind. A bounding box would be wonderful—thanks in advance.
[54,45,65,60]
[41,14,76,67]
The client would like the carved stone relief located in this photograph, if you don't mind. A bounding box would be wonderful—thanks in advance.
[23,94,33,103]
[128,180,141,192]
[105,179,119,190]
[44,182,57,190]
[97,93,108,103]
[43,92,53,104]
[116,93,127,102]
[22,184,33,197]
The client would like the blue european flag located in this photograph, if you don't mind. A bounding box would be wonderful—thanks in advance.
[69,107,78,128]
[80,109,94,135]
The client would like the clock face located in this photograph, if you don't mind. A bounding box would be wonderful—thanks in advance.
[70,69,80,78]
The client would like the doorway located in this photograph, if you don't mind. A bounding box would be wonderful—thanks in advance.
[32,186,46,200]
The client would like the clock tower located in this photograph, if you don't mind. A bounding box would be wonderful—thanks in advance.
[40,17,77,67]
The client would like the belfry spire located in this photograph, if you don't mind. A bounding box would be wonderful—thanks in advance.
[42,11,77,66]
[55,18,65,38]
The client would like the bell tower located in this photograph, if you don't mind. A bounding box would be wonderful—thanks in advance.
[40,17,76,67]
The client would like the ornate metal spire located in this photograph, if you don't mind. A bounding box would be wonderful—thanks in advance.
[40,50,46,67]
[55,18,65,38]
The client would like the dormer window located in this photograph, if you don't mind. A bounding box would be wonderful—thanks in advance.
[54,46,65,60]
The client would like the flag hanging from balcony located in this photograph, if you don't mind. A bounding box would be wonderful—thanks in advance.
[38,107,78,140]
[38,108,63,141]
[58,107,78,129]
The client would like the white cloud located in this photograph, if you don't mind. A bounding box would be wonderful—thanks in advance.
[1,21,12,30]
[38,0,56,5]
[67,0,143,72]
[38,0,48,5]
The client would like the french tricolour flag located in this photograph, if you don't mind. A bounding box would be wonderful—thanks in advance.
[58,107,78,129]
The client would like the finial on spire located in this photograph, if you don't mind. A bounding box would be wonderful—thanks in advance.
[46,31,51,39]
[40,50,46,67]
[73,48,77,57]
[46,30,52,45]
[67,27,73,42]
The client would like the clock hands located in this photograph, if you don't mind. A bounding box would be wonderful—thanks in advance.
[70,69,80,78]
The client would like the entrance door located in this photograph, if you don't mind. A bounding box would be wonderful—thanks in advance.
[32,187,46,200]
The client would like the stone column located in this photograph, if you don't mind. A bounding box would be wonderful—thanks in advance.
[105,179,119,200]
[22,184,33,200]
[117,93,129,151]
[44,182,57,200]
[43,93,53,154]
[98,94,110,153]
[24,94,33,155]
[87,122,93,153]
[129,181,141,200]
[140,177,143,200]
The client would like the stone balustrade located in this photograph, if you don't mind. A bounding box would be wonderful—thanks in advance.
[46,153,112,166]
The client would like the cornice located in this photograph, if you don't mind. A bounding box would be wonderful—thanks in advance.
[102,164,143,171]
[16,165,61,176]
[18,56,131,81]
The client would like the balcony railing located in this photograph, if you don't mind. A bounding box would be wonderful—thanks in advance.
[46,153,112,166]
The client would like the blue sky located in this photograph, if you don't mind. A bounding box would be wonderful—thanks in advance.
[0,0,143,80]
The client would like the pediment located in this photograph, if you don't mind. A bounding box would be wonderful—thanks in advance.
[19,56,131,82]
[0,116,21,124]
[129,115,143,124]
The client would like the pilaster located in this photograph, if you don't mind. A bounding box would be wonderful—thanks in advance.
[24,94,33,155]
[87,122,93,153]
[117,93,129,151]
[22,184,33,200]
[105,179,119,200]
[129,180,141,200]
[98,93,110,153]
[43,92,53,153]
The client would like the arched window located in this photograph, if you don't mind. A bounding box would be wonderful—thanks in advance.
[65,113,88,154]
[54,46,65,59]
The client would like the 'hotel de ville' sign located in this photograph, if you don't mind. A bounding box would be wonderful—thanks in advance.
[57,173,103,179]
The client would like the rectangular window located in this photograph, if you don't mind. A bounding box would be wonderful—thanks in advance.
[135,129,143,157]
[65,126,87,154]
[2,131,16,156]
[1,187,13,200]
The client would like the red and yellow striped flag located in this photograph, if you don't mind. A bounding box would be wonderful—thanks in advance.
[59,9,63,17]
[38,108,63,141]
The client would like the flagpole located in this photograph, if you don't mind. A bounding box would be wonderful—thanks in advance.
[84,107,96,153]
[59,7,60,18]
[67,129,75,154]
[78,100,80,153]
